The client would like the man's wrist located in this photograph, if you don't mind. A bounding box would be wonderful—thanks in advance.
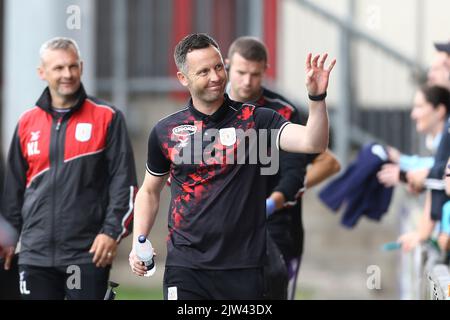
[100,228,118,241]
[308,92,327,101]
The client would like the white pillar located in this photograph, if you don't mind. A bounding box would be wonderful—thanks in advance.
[2,0,95,154]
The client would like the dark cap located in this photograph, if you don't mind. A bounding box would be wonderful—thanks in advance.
[434,40,450,54]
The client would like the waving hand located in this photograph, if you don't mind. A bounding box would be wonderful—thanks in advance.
[305,53,336,96]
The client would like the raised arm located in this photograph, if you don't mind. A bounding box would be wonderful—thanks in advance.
[280,53,336,154]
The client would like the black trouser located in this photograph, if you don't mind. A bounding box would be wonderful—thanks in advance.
[0,255,21,300]
[18,264,110,300]
[163,266,264,300]
[263,233,288,300]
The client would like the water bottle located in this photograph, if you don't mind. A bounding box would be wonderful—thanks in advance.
[135,235,156,277]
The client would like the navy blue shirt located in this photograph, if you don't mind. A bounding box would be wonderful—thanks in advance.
[147,95,289,269]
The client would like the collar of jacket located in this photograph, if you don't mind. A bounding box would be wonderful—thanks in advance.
[36,84,87,115]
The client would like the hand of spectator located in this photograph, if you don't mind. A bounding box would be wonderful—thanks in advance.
[2,246,15,270]
[129,249,147,277]
[89,234,118,268]
[437,233,450,252]
[406,168,429,193]
[266,198,276,217]
[305,53,336,96]
[386,146,401,163]
[398,232,421,252]
[377,163,400,187]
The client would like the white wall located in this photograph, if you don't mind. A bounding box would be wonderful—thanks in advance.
[278,0,450,109]
[2,0,95,154]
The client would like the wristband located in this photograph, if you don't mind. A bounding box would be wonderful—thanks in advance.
[308,92,327,101]
[266,198,276,218]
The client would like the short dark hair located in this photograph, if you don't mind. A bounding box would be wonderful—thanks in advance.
[420,84,450,115]
[227,36,268,63]
[174,33,220,73]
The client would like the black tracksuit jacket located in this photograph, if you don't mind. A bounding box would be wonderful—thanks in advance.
[2,85,138,267]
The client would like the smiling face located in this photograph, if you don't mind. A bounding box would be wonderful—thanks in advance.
[177,45,227,108]
[428,52,450,87]
[38,47,83,105]
[410,90,444,135]
[227,52,266,102]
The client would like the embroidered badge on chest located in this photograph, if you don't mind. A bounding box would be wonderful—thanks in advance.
[173,124,197,148]
[219,128,236,146]
[75,123,92,142]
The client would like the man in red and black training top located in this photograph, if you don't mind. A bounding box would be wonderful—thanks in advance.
[226,37,340,299]
[129,33,335,300]
[1,37,138,300]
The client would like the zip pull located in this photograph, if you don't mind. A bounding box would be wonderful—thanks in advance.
[55,118,62,131]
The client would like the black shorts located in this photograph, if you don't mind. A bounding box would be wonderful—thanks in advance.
[163,266,264,300]
[18,263,110,300]
[263,233,288,300]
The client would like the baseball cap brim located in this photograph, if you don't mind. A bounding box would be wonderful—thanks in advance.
[434,42,450,53]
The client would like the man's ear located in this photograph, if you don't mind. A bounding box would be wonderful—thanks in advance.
[37,65,46,81]
[80,60,84,76]
[177,71,189,87]
[437,103,448,120]
[224,58,230,71]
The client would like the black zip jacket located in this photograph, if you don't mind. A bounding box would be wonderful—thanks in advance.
[2,85,138,267]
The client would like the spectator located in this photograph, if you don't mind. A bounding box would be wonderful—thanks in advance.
[378,85,449,190]
[437,158,450,253]
[434,40,450,73]
[377,49,450,191]
[427,51,450,90]
[396,85,450,252]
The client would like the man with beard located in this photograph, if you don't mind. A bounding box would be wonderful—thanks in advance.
[129,33,336,300]
[2,37,137,299]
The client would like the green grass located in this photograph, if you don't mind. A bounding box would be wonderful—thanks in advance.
[114,286,163,300]
[113,286,314,300]
[295,287,315,300]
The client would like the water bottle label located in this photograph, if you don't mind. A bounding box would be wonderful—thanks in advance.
[144,266,156,277]
[143,259,154,270]
[141,259,156,277]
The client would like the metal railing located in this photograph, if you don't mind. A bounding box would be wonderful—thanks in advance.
[393,187,449,300]
[293,0,428,164]
[399,240,449,300]
[425,264,450,300]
